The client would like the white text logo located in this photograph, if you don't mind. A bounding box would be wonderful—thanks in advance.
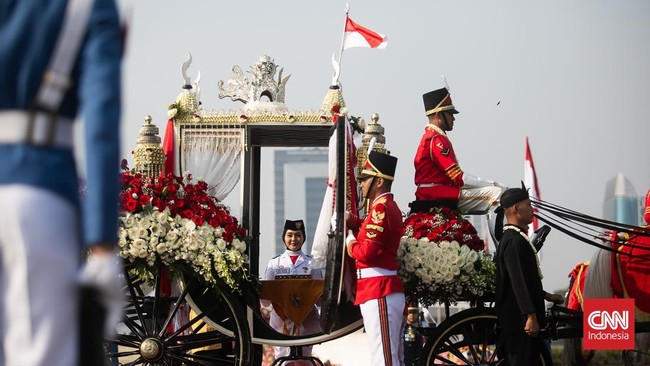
[587,310,629,330]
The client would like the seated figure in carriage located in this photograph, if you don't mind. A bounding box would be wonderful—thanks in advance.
[261,219,322,362]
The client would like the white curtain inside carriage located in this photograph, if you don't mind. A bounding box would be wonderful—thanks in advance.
[179,128,244,201]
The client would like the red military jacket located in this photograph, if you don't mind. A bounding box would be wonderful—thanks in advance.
[414,124,464,201]
[611,227,650,313]
[348,192,404,305]
[566,261,589,311]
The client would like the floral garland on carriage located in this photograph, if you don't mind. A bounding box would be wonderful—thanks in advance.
[117,167,250,292]
[398,206,496,306]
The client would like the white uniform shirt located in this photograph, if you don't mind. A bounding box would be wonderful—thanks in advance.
[262,250,322,280]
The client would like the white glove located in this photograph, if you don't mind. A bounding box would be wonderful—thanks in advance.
[346,230,356,245]
[79,253,125,337]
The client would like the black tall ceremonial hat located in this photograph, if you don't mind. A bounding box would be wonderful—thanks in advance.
[283,219,306,239]
[358,150,398,181]
[423,87,459,116]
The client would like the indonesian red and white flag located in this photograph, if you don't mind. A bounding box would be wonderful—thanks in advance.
[343,16,387,50]
[524,137,541,237]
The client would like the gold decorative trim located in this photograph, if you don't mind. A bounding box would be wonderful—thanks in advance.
[174,112,330,125]
[360,168,394,181]
[425,124,447,136]
[425,104,456,116]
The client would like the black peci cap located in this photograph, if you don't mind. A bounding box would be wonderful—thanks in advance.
[500,182,530,208]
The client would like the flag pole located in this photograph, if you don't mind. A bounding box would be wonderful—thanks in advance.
[333,3,350,86]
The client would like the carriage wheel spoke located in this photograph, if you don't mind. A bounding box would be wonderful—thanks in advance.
[123,356,145,366]
[460,324,481,362]
[481,320,491,361]
[106,334,141,348]
[163,303,220,342]
[488,332,505,364]
[122,312,146,339]
[157,278,193,338]
[167,331,234,350]
[433,353,459,365]
[151,265,163,335]
[167,352,218,366]
[125,267,149,337]
[176,349,236,364]
[105,348,141,358]
[438,337,472,364]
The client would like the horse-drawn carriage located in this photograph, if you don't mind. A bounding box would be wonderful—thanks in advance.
[106,55,650,366]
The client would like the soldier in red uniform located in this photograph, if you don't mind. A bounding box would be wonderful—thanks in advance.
[413,87,504,214]
[346,150,405,366]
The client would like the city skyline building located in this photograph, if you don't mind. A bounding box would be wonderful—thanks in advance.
[603,173,642,226]
[272,148,328,256]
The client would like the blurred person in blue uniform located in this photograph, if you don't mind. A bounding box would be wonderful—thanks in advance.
[0,0,123,364]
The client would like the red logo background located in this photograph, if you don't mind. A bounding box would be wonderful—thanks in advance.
[583,298,635,350]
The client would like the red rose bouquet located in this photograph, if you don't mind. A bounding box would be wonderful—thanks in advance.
[118,170,249,291]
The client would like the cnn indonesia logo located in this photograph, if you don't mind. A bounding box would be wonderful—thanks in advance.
[583,298,635,350]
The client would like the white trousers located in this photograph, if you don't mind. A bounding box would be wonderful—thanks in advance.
[0,185,80,366]
[459,186,503,214]
[360,292,405,366]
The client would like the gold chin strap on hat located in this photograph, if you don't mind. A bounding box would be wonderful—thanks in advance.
[359,169,394,181]
[361,160,394,181]
[425,104,456,116]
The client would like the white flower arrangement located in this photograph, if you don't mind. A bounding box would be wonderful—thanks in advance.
[398,236,495,306]
[118,208,249,291]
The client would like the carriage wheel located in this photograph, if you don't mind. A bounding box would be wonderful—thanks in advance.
[104,265,252,365]
[419,307,550,365]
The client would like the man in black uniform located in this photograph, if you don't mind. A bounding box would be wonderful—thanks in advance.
[495,184,563,365]
[403,304,424,366]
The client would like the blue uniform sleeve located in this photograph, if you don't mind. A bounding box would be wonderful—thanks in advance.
[78,0,122,246]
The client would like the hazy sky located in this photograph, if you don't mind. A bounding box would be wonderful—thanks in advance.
[118,0,649,292]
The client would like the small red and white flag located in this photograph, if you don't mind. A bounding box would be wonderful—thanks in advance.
[343,16,387,50]
[524,137,541,237]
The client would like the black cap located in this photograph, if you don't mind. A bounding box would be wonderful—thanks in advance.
[500,182,530,208]
[358,150,398,181]
[423,87,459,116]
[283,219,306,241]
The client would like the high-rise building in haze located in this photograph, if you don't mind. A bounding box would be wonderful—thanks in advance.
[273,148,328,255]
[603,173,641,225]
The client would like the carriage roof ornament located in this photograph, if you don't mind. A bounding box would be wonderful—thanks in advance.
[133,115,165,179]
[175,52,200,116]
[217,55,291,113]
[356,113,388,173]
